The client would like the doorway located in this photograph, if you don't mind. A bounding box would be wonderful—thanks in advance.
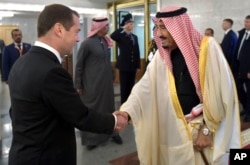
[0,25,19,45]
[108,1,157,80]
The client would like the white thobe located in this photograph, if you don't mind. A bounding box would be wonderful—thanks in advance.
[120,37,241,165]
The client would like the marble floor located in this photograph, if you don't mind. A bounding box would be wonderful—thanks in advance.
[0,81,137,165]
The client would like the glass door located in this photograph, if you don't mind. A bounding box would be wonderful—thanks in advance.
[116,6,145,59]
[107,0,157,80]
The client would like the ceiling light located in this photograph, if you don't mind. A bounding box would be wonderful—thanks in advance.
[0,11,14,17]
[0,3,107,15]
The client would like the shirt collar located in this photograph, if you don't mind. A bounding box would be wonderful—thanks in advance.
[14,42,23,49]
[225,28,231,34]
[34,41,62,64]
[15,42,22,46]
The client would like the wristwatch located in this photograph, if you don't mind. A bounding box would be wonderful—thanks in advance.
[202,128,211,136]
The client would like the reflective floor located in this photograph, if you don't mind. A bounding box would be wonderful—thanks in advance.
[0,81,137,165]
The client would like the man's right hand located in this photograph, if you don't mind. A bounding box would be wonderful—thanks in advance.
[113,112,128,132]
[114,111,129,121]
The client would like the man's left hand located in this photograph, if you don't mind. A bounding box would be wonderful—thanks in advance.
[247,72,250,79]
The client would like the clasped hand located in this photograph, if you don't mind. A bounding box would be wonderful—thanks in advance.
[113,111,129,133]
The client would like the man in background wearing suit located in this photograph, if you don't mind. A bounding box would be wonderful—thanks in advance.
[221,18,238,70]
[2,29,31,83]
[7,4,127,165]
[233,15,250,121]
[111,13,140,104]
[0,38,5,81]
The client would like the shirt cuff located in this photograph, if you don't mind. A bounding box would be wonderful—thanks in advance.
[112,114,117,130]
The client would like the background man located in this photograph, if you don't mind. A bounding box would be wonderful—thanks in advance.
[75,17,122,150]
[0,38,5,81]
[2,29,31,83]
[204,28,214,36]
[221,18,238,69]
[233,15,250,121]
[111,13,140,104]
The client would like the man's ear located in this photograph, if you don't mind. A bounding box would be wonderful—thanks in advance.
[53,23,64,37]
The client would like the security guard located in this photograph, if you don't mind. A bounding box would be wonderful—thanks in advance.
[111,13,140,104]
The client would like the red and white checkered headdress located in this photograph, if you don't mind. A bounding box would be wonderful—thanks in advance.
[153,6,202,100]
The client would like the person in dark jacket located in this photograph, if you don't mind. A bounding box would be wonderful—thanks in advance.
[7,4,127,165]
[2,29,31,83]
[111,13,140,104]
[221,18,238,69]
[233,15,250,121]
[0,38,5,81]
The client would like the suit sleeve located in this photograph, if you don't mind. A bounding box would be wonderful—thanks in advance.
[42,67,115,134]
[247,42,250,73]
[110,28,124,41]
[27,43,32,52]
[2,47,10,81]
[0,40,5,53]
[227,34,238,62]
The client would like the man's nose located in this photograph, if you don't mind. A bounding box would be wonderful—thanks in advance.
[156,30,162,37]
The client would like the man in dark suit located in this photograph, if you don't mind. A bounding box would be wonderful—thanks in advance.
[7,4,127,165]
[221,18,238,69]
[233,15,250,121]
[0,38,5,81]
[2,29,31,83]
[110,13,140,104]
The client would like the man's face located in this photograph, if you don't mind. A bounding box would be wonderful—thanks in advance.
[244,18,250,31]
[155,20,177,50]
[204,29,213,36]
[12,30,22,43]
[124,22,134,32]
[222,21,230,31]
[99,24,109,36]
[61,14,80,55]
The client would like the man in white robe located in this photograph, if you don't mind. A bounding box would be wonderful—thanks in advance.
[117,6,241,165]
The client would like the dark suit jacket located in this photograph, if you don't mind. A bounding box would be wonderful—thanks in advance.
[110,28,140,72]
[2,42,31,81]
[221,29,238,67]
[8,46,115,165]
[0,39,5,76]
[234,29,250,78]
[0,39,5,54]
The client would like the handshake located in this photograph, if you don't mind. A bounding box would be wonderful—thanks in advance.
[113,111,129,133]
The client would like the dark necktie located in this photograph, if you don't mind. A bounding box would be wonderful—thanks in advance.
[17,44,21,50]
[128,34,135,45]
[245,32,249,40]
[16,44,22,55]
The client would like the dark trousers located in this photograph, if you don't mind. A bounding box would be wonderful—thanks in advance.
[236,77,250,120]
[119,70,136,104]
